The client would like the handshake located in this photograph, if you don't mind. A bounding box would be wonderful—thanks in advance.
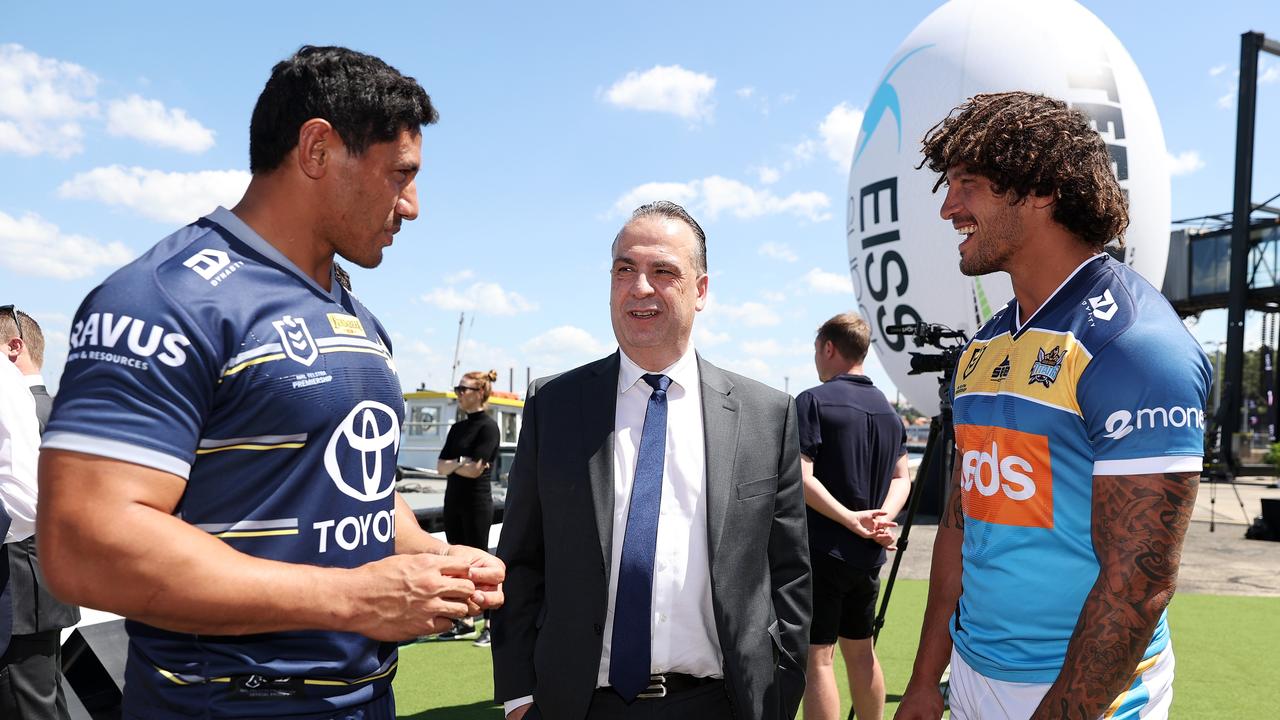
[346,543,505,642]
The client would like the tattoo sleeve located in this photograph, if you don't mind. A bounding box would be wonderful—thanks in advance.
[1030,471,1198,719]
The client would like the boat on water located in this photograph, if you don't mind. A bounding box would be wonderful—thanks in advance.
[396,387,524,530]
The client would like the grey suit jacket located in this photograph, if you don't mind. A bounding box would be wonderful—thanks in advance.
[493,352,811,720]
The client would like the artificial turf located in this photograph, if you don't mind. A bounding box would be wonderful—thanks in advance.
[390,580,1280,718]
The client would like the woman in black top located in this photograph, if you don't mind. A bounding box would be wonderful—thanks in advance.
[436,369,500,643]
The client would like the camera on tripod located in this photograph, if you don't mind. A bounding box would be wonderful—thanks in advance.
[884,322,968,376]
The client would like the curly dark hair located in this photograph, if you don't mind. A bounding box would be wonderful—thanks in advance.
[249,45,438,174]
[919,91,1127,250]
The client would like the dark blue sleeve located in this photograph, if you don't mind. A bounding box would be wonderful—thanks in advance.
[43,274,219,479]
[795,390,822,459]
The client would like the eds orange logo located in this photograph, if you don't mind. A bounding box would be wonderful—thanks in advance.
[954,424,1054,528]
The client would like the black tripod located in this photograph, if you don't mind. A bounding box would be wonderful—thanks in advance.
[1203,392,1252,532]
[871,368,955,647]
[841,335,961,719]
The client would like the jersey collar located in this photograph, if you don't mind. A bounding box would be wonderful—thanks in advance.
[1010,253,1109,336]
[206,207,343,303]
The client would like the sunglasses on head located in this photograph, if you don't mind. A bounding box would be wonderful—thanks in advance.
[1,305,22,342]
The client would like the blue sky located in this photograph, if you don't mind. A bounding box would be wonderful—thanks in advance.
[3,0,1278,401]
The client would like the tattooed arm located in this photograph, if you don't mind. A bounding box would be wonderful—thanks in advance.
[1030,471,1198,719]
[895,451,966,720]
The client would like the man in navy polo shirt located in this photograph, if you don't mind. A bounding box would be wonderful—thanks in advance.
[797,312,910,720]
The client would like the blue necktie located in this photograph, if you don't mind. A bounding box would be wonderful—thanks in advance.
[609,373,672,701]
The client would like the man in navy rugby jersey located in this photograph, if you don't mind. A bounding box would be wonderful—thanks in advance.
[38,46,503,719]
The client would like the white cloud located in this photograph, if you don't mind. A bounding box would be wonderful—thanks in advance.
[758,241,797,263]
[755,165,780,185]
[603,65,716,121]
[741,339,785,357]
[522,325,611,358]
[611,176,829,223]
[1261,59,1280,85]
[695,325,730,347]
[792,139,816,163]
[710,299,781,327]
[446,269,476,285]
[736,86,755,99]
[1209,64,1228,77]
[1167,150,1205,177]
[1218,89,1235,109]
[521,325,614,375]
[610,181,699,216]
[0,210,132,280]
[455,337,521,381]
[58,165,250,224]
[106,95,215,153]
[421,281,536,316]
[719,356,772,381]
[802,267,854,294]
[704,176,830,221]
[819,102,864,169]
[762,291,786,303]
[0,44,99,157]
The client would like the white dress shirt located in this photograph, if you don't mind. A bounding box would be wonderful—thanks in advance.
[501,348,721,712]
[0,359,39,542]
[504,347,723,716]
[598,346,723,685]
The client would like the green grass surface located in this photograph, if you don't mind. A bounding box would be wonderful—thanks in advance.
[391,581,1280,718]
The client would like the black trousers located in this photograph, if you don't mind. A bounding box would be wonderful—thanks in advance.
[574,681,733,719]
[444,492,494,622]
[443,493,493,551]
[0,629,69,720]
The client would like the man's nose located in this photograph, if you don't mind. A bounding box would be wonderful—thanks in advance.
[397,181,420,221]
[631,272,655,297]
[940,186,960,221]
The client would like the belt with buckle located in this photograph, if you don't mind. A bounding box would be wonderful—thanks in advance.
[603,673,720,700]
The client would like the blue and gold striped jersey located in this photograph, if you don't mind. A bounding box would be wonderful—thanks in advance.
[45,207,404,718]
[949,254,1209,683]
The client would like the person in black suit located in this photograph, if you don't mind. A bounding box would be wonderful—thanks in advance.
[493,201,811,720]
[1,307,79,720]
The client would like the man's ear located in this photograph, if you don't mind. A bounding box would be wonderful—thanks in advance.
[1028,191,1056,212]
[4,337,22,363]
[296,119,336,180]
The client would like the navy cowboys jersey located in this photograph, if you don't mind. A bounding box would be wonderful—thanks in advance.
[45,207,405,718]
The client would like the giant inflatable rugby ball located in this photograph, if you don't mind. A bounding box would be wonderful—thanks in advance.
[846,0,1170,415]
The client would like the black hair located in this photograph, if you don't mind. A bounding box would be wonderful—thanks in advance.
[249,45,439,174]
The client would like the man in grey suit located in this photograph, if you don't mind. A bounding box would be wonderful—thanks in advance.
[493,201,811,720]
[1,307,79,720]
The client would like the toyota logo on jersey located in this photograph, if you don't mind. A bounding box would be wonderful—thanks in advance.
[324,401,400,502]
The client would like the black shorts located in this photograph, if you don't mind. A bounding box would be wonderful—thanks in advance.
[809,553,881,644]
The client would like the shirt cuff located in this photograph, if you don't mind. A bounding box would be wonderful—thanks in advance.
[41,431,192,479]
[1093,455,1203,476]
[503,696,534,716]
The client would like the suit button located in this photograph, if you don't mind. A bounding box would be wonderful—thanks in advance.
[594,623,603,636]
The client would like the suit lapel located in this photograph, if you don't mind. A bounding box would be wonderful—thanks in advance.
[698,355,739,569]
[583,353,620,580]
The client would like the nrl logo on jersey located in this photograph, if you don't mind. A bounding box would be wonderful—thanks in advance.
[962,346,985,379]
[273,315,319,366]
[1028,346,1067,388]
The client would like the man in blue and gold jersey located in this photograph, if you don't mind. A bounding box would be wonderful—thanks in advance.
[37,46,504,719]
[896,92,1209,720]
